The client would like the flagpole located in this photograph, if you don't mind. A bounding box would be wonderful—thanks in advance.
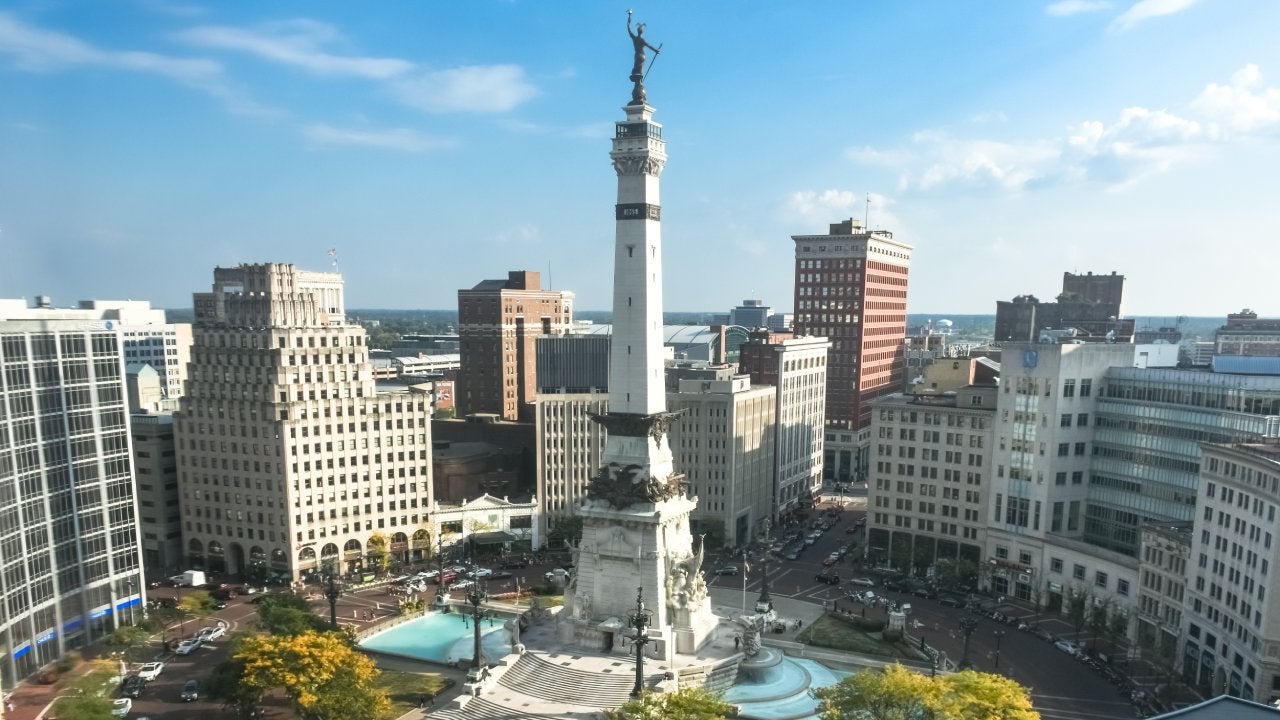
[741,550,747,613]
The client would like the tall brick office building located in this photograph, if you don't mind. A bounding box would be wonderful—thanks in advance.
[457,271,573,422]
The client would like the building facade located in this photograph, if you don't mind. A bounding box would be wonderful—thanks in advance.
[1182,443,1280,703]
[0,313,145,685]
[174,263,435,583]
[791,218,912,483]
[457,271,573,422]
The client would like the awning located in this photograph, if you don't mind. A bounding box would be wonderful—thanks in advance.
[470,531,517,545]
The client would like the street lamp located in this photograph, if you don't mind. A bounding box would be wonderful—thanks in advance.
[464,583,490,684]
[323,560,342,630]
[435,534,448,607]
[993,629,1006,669]
[752,519,775,614]
[628,586,653,698]
[959,616,979,669]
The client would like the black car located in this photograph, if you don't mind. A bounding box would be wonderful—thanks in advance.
[883,578,910,592]
[120,675,147,699]
[815,572,840,585]
[938,592,966,608]
[500,560,528,569]
[181,679,200,702]
[910,584,939,599]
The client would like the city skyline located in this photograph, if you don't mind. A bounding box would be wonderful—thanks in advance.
[2,1,1278,316]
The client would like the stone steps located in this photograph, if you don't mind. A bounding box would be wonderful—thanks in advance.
[433,696,544,720]
[497,651,660,708]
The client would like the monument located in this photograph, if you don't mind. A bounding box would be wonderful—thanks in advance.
[557,13,717,660]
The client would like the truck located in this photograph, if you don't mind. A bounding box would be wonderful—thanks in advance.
[168,570,207,587]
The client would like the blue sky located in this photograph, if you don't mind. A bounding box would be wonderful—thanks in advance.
[2,1,1278,317]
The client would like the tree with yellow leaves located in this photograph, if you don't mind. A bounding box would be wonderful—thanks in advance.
[814,663,1038,720]
[235,630,390,720]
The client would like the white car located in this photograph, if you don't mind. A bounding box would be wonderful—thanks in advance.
[417,570,440,580]
[137,662,165,681]
[198,625,225,641]
[111,698,132,717]
[471,567,494,578]
[448,579,475,591]
[1055,640,1080,655]
[175,639,202,655]
[850,577,876,587]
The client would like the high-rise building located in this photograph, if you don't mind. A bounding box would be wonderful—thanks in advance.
[738,331,830,514]
[728,299,771,330]
[1216,309,1280,357]
[127,365,183,576]
[0,310,145,685]
[666,364,776,548]
[174,263,434,583]
[457,271,573,422]
[995,271,1133,343]
[791,218,912,482]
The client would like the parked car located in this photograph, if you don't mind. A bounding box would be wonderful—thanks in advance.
[815,572,840,585]
[180,679,200,702]
[784,551,800,561]
[849,577,876,588]
[500,559,528,569]
[938,592,966,608]
[1055,640,1080,655]
[111,698,132,717]
[910,584,939,599]
[448,579,475,591]
[137,662,165,681]
[471,567,494,579]
[715,565,739,576]
[174,638,202,656]
[845,526,858,534]
[198,625,225,641]
[120,675,147,699]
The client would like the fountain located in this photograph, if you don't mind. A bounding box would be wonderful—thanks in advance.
[725,612,848,720]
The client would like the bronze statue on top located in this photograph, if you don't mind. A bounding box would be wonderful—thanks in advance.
[627,9,661,105]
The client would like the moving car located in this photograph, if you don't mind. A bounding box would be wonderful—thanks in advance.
[175,638,202,656]
[815,572,840,585]
[471,567,494,579]
[120,675,147,699]
[180,679,200,702]
[137,662,165,681]
[714,565,739,576]
[112,698,133,717]
[198,625,225,641]
[849,577,876,588]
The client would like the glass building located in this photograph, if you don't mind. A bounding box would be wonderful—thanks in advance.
[0,315,145,685]
[1090,368,1280,554]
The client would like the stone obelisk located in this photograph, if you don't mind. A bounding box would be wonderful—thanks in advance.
[556,16,716,660]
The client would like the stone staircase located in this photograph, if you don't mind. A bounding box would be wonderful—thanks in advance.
[431,696,545,720]
[496,651,662,708]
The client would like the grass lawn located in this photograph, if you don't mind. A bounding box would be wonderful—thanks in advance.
[375,668,454,718]
[795,615,905,657]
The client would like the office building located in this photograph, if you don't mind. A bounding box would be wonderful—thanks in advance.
[1216,310,1280,358]
[127,365,183,576]
[0,310,145,685]
[666,364,776,547]
[738,331,830,514]
[995,271,1134,343]
[174,263,434,582]
[457,271,573,422]
[791,218,912,483]
[1183,442,1280,702]
[728,299,771,330]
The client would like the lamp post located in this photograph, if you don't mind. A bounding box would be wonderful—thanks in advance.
[993,629,1006,669]
[754,519,774,614]
[464,583,490,684]
[323,561,342,630]
[435,534,448,608]
[959,615,979,669]
[628,586,653,698]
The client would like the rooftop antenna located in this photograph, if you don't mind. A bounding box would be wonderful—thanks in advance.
[327,247,339,272]
[865,192,871,229]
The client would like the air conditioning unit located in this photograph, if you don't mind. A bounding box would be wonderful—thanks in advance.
[1017,573,1032,583]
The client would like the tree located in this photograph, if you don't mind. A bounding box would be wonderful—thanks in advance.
[548,516,584,549]
[366,532,390,576]
[1088,599,1111,652]
[257,593,327,636]
[815,664,1039,720]
[206,647,265,720]
[179,589,219,616]
[814,663,940,720]
[604,687,734,720]
[1105,609,1129,658]
[236,630,390,720]
[1065,588,1089,642]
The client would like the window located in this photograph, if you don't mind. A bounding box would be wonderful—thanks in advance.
[1060,414,1073,427]
[1051,557,1064,573]
[1055,472,1067,486]
[1063,379,1076,398]
[1072,471,1083,485]
[1080,379,1092,397]
[1073,564,1086,580]
[1074,442,1087,456]
[995,546,1009,559]
[1057,443,1070,457]
[1019,551,1032,566]
[1077,413,1089,427]
[1117,579,1130,596]
[1095,571,1109,589]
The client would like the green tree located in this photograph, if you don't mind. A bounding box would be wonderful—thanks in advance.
[548,516,584,549]
[50,693,115,720]
[366,532,390,576]
[257,593,327,636]
[206,647,265,720]
[179,589,219,616]
[1105,609,1129,658]
[604,687,734,720]
[815,664,1039,720]
[1065,588,1089,642]
[1087,598,1111,651]
[236,630,390,720]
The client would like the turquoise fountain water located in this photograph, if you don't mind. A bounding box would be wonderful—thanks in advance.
[360,611,511,665]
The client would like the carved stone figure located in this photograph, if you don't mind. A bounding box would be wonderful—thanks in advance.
[585,460,684,510]
[742,615,764,657]
[627,10,660,81]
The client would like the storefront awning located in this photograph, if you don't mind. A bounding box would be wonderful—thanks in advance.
[470,531,517,545]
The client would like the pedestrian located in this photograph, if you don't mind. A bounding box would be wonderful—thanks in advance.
[734,635,740,650]
[7,701,14,713]
[418,694,426,708]
[797,618,803,629]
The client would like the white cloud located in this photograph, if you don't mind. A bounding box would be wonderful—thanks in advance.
[1110,0,1197,31]
[905,131,1061,192]
[302,123,453,152]
[177,20,412,79]
[391,65,539,114]
[1192,64,1280,138]
[0,12,270,114]
[786,189,859,220]
[1045,1,1111,17]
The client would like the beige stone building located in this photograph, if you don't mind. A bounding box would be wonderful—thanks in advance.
[174,264,434,582]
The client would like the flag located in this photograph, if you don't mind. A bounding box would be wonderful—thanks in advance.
[743,560,751,574]
[328,248,337,256]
